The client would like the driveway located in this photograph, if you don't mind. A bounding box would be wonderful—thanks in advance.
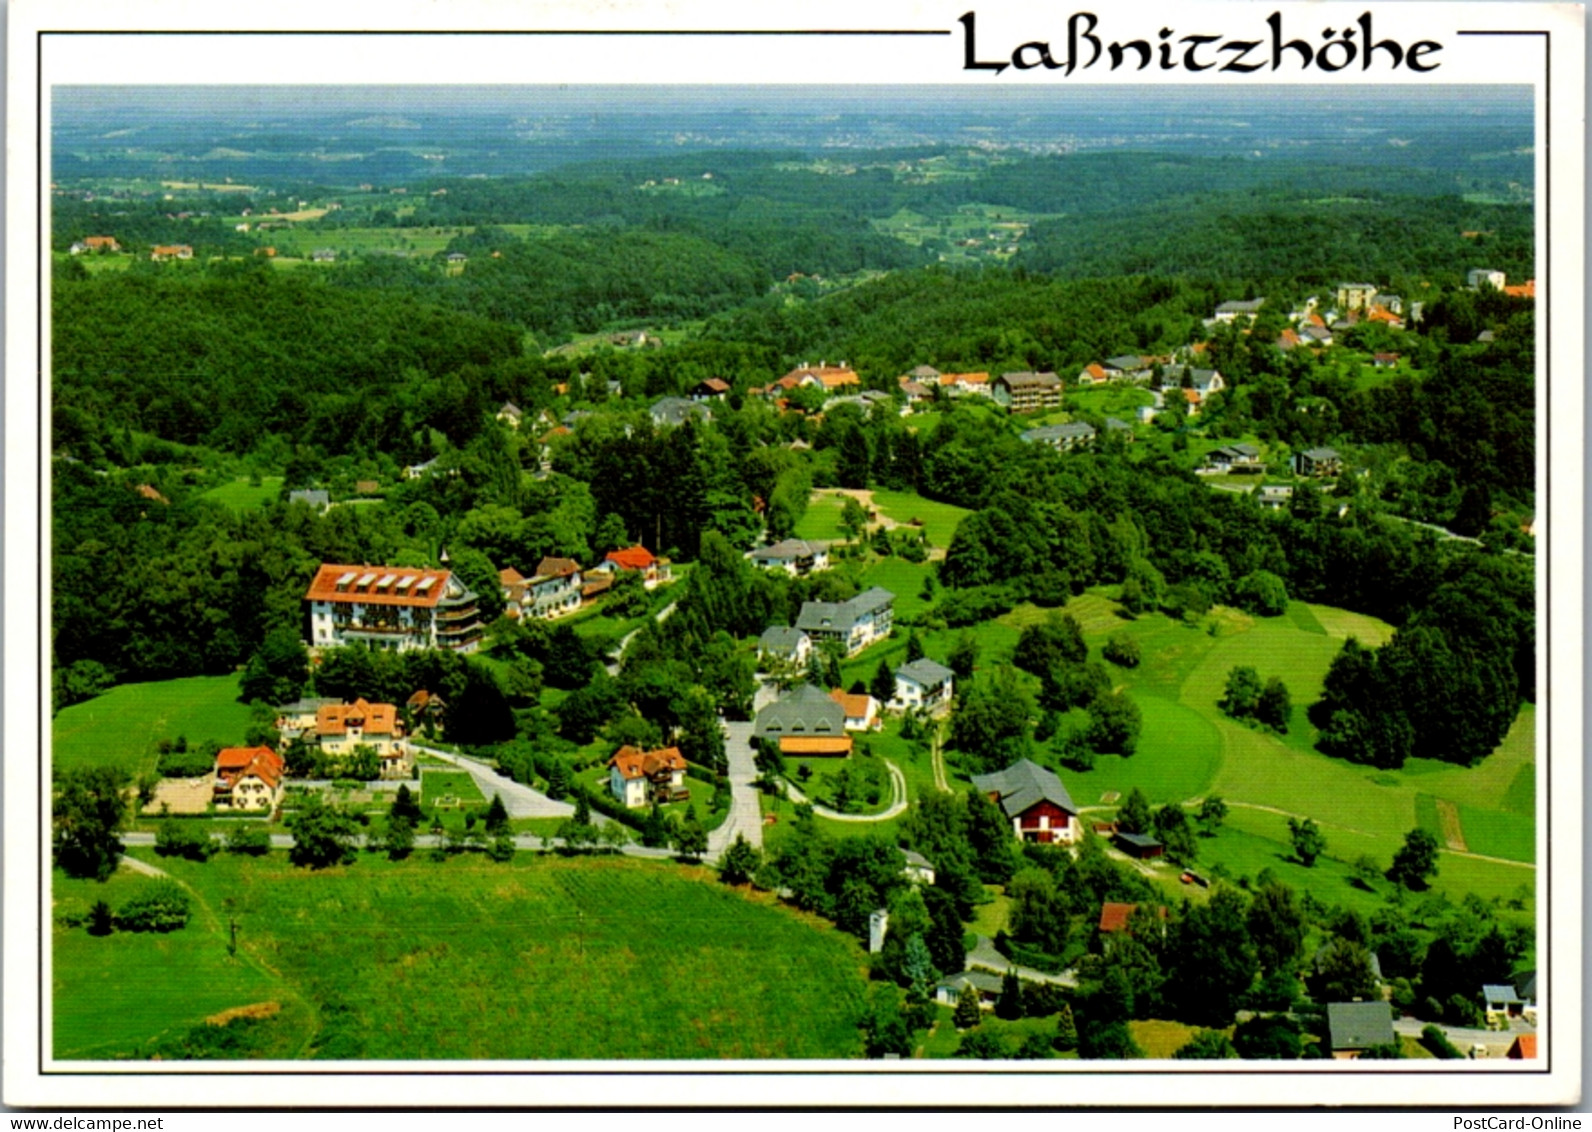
[965,934,1077,987]
[411,744,574,820]
[710,706,764,858]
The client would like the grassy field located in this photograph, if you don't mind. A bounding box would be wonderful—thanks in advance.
[419,769,486,810]
[858,557,936,619]
[53,864,298,1059]
[198,476,284,512]
[68,852,873,1060]
[868,490,971,549]
[53,675,252,779]
[793,494,850,542]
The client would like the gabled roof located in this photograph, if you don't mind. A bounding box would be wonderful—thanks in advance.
[214,746,284,791]
[758,625,809,653]
[499,566,528,587]
[970,759,1077,819]
[1483,984,1523,1005]
[753,538,825,562]
[608,745,686,781]
[606,546,657,571]
[1326,1001,1395,1052]
[752,684,846,740]
[1098,902,1167,933]
[317,698,401,738]
[1021,422,1096,445]
[908,364,942,379]
[780,736,853,756]
[1081,363,1108,381]
[1508,1034,1537,1059]
[897,658,953,687]
[1115,831,1162,850]
[1300,446,1341,461]
[795,587,894,635]
[1105,354,1149,371]
[828,689,875,719]
[532,557,581,581]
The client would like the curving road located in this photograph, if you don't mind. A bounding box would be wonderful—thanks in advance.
[780,759,908,823]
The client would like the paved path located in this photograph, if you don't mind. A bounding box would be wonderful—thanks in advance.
[119,854,168,878]
[411,745,575,820]
[965,935,1077,987]
[708,680,773,857]
[606,600,678,676]
[1393,1017,1533,1052]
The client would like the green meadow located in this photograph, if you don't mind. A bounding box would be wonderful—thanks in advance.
[198,476,285,512]
[56,852,872,1060]
[53,675,252,779]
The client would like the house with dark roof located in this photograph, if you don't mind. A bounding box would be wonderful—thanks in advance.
[496,401,523,428]
[751,684,851,757]
[970,759,1079,845]
[1021,422,1096,451]
[288,489,331,512]
[891,658,954,712]
[757,626,811,666]
[1293,447,1343,477]
[1214,298,1265,323]
[650,396,712,428]
[902,849,936,885]
[992,371,1063,414]
[795,587,894,657]
[1105,355,1153,379]
[1115,831,1164,859]
[750,538,830,576]
[934,970,1004,1009]
[516,556,584,619]
[1203,443,1263,473]
[1326,1001,1396,1059]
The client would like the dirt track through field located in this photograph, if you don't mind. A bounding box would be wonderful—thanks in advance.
[1435,798,1469,852]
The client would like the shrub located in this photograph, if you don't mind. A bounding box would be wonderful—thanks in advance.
[155,820,216,862]
[1102,632,1141,669]
[114,881,191,933]
[1420,1023,1466,1060]
[156,747,215,779]
[225,825,272,856]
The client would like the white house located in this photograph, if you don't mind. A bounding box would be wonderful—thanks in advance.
[212,747,285,813]
[828,690,880,732]
[796,587,894,657]
[891,658,955,712]
[607,746,689,809]
[750,538,830,576]
[1468,268,1507,291]
[758,626,812,667]
[305,564,484,653]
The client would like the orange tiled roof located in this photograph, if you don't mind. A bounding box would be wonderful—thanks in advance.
[780,736,853,756]
[305,564,454,609]
[1098,902,1138,933]
[608,745,687,780]
[1183,389,1202,404]
[316,698,401,738]
[1084,363,1107,380]
[944,372,990,385]
[1509,1034,1537,1059]
[215,746,284,791]
[782,365,859,390]
[828,689,874,719]
[606,546,657,571]
[1503,280,1535,299]
[499,567,527,587]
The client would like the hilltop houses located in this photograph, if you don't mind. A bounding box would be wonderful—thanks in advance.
[150,244,193,261]
[600,545,672,588]
[304,564,484,654]
[795,587,894,657]
[1293,447,1343,477]
[1213,298,1264,323]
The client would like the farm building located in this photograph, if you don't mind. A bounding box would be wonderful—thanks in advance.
[1115,831,1164,859]
[970,758,1080,845]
